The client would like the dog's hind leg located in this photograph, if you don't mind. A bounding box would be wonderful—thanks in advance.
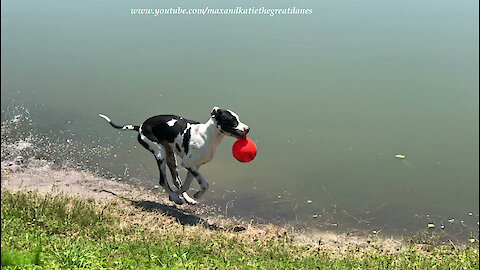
[156,153,183,205]
[138,129,183,205]
[166,151,198,205]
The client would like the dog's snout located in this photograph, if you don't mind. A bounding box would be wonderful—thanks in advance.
[244,127,250,134]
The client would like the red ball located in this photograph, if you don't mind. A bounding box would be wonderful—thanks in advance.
[232,137,257,162]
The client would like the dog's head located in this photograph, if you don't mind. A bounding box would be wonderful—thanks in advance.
[211,107,250,139]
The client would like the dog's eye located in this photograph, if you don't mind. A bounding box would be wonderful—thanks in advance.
[221,114,238,126]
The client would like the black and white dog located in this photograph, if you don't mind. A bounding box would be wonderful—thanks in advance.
[99,107,250,205]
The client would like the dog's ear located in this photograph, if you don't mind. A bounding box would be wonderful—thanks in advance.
[211,106,221,117]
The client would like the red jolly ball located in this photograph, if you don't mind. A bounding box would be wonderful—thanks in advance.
[232,137,257,162]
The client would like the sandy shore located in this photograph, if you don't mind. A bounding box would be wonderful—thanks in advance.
[1,159,408,255]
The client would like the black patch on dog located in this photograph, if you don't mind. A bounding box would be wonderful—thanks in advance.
[175,143,181,152]
[142,115,199,143]
[183,128,191,155]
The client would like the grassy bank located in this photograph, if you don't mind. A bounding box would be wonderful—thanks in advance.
[1,190,478,269]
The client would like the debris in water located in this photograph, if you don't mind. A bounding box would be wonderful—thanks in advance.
[427,223,435,228]
[312,214,319,218]
[448,218,455,223]
[440,225,445,229]
[306,200,312,203]
[469,237,476,243]
[468,212,473,216]
[395,154,406,159]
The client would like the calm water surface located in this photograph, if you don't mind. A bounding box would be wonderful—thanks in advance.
[2,0,478,239]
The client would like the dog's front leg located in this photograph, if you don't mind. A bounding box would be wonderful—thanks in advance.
[185,167,209,199]
[181,157,208,199]
[176,171,194,195]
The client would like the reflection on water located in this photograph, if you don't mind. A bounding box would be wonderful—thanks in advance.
[1,0,478,241]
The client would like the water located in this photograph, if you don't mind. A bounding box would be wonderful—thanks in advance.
[2,0,478,240]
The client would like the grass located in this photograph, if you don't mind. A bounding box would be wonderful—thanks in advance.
[1,190,478,269]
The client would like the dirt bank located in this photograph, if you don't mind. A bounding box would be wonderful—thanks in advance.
[1,159,410,256]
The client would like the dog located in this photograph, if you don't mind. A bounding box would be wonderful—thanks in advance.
[99,107,250,205]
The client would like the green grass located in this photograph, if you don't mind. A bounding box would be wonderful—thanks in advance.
[1,190,478,269]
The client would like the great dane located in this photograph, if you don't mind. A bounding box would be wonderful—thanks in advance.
[99,107,249,205]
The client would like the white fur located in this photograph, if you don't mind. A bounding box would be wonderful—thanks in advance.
[166,119,177,126]
[98,114,111,122]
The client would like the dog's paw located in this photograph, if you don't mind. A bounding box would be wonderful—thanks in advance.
[181,193,198,205]
[169,194,184,205]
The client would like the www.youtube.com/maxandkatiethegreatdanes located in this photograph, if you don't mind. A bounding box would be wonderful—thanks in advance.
[130,7,313,17]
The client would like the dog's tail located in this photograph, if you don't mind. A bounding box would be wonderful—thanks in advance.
[98,114,140,131]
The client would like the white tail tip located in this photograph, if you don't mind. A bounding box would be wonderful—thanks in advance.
[98,113,111,122]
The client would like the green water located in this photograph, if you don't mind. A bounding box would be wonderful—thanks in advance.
[2,0,478,238]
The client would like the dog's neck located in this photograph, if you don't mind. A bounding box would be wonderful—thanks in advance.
[201,117,226,148]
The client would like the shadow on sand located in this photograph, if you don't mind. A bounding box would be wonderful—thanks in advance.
[100,189,245,232]
[131,199,220,230]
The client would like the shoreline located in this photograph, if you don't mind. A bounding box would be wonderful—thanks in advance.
[2,161,479,268]
[1,160,406,254]
[2,159,475,255]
